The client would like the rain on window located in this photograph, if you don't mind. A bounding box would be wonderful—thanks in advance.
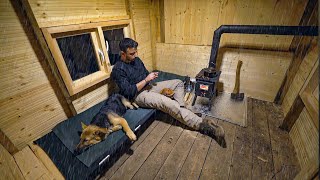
[42,19,133,95]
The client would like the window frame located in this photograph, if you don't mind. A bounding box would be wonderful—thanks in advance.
[42,19,134,95]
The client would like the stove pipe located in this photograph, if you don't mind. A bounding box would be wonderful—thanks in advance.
[209,25,318,68]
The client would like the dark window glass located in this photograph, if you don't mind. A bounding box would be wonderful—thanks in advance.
[103,28,124,65]
[57,34,99,81]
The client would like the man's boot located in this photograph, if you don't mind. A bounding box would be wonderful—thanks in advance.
[198,118,226,148]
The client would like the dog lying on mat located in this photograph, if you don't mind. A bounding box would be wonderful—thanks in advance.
[76,94,138,151]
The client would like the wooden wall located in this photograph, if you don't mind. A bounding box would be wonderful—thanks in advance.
[282,39,318,116]
[282,39,319,178]
[162,0,307,50]
[28,0,128,28]
[128,0,154,70]
[290,108,319,179]
[156,43,292,101]
[0,0,68,151]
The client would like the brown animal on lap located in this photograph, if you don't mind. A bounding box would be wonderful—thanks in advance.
[160,88,175,99]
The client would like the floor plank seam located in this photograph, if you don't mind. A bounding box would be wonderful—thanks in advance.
[130,120,176,180]
[153,128,194,179]
[197,138,213,180]
[175,132,201,180]
[227,126,237,180]
[151,123,185,180]
[108,120,164,179]
[127,120,173,179]
[266,102,277,180]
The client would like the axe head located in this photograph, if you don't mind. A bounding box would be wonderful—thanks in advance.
[231,92,244,101]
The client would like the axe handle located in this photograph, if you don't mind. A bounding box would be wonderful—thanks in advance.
[232,60,243,94]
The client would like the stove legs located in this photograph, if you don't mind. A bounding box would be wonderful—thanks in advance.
[192,95,197,106]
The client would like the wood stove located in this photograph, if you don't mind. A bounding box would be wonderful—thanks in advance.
[192,67,221,109]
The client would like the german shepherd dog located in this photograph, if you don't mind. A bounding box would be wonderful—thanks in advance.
[76,94,138,151]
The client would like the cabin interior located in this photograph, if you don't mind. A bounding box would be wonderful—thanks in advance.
[0,0,319,179]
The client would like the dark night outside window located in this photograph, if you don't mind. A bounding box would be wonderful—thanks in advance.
[57,34,99,81]
[103,28,124,65]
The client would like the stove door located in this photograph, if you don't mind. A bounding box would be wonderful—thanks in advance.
[195,81,215,98]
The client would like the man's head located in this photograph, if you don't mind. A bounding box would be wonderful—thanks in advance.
[119,38,138,63]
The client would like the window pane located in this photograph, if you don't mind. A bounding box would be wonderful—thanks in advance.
[103,28,124,65]
[57,34,99,81]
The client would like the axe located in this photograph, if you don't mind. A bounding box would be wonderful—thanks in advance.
[231,60,244,100]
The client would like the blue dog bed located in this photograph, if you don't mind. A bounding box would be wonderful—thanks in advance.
[35,71,186,180]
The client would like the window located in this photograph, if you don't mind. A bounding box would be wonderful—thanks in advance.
[103,28,124,65]
[42,19,133,95]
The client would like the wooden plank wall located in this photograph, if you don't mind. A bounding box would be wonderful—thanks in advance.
[156,43,292,101]
[281,38,319,178]
[0,0,68,151]
[282,39,318,116]
[163,0,307,49]
[290,108,319,179]
[129,0,154,70]
[28,0,128,28]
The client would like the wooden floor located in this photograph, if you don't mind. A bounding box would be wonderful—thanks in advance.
[99,98,300,180]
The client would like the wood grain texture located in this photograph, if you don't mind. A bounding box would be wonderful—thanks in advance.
[154,129,198,180]
[101,120,160,179]
[229,97,253,179]
[282,38,318,116]
[28,0,127,27]
[266,101,300,180]
[129,0,154,71]
[14,146,52,180]
[199,120,236,180]
[29,144,64,180]
[177,133,211,180]
[110,120,172,180]
[162,0,306,50]
[281,95,305,131]
[132,122,184,180]
[300,62,319,129]
[0,143,25,180]
[0,0,69,150]
[277,2,318,105]
[290,108,319,179]
[251,99,274,179]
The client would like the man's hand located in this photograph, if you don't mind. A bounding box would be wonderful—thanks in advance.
[145,72,159,82]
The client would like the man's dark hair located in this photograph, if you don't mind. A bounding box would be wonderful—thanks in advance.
[119,38,138,52]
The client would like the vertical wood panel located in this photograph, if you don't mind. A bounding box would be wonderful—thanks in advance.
[163,0,307,50]
[290,108,319,177]
[130,0,154,70]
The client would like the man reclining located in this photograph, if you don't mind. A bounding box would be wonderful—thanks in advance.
[111,38,226,148]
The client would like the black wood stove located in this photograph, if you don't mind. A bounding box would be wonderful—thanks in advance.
[192,67,221,109]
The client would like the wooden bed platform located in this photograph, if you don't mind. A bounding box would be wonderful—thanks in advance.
[99,98,300,180]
